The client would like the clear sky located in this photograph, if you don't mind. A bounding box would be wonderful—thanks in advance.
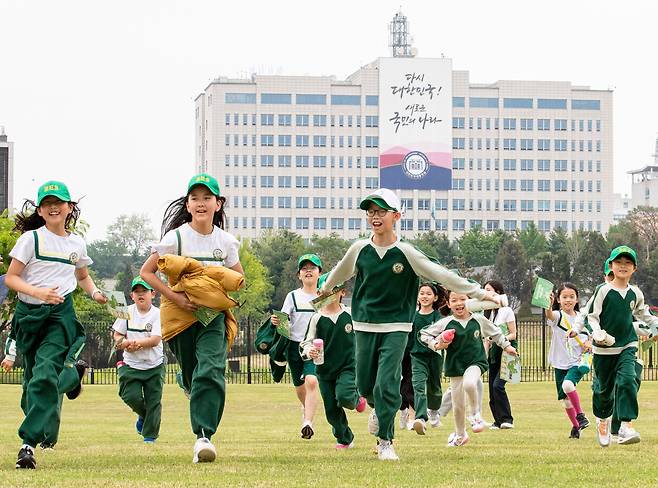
[1,0,656,240]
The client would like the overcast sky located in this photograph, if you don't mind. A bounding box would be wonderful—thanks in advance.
[1,0,656,241]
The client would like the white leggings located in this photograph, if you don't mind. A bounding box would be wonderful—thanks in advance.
[438,374,483,418]
[448,365,483,436]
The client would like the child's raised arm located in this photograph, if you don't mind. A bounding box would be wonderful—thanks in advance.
[321,241,367,293]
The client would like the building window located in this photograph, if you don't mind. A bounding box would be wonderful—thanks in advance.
[225,93,256,104]
[452,117,465,129]
[296,94,326,105]
[278,134,291,147]
[537,98,567,109]
[453,158,465,170]
[313,218,327,230]
[453,138,465,150]
[572,99,601,110]
[278,114,292,126]
[537,139,550,151]
[503,98,533,108]
[418,199,430,210]
[261,93,291,104]
[537,119,550,131]
[260,134,274,146]
[331,95,360,105]
[296,114,309,126]
[538,180,550,191]
[295,176,309,188]
[504,220,517,231]
[312,114,327,127]
[520,139,533,151]
[503,118,516,130]
[295,135,309,147]
[365,136,379,148]
[260,113,274,126]
[278,217,291,229]
[554,139,568,151]
[278,196,291,208]
[452,179,465,191]
[554,119,567,131]
[520,159,534,171]
[260,155,274,167]
[453,199,465,211]
[260,217,274,229]
[521,200,533,211]
[503,139,516,151]
[365,157,378,168]
[469,97,498,108]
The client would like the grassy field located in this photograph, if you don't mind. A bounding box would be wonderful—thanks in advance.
[1,382,658,487]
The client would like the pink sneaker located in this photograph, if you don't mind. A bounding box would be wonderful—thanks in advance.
[335,442,354,449]
[356,396,367,413]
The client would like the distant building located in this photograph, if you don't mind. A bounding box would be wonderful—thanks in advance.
[0,127,14,213]
[194,12,613,240]
[628,136,658,210]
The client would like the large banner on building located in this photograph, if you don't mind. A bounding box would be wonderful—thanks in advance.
[378,57,452,190]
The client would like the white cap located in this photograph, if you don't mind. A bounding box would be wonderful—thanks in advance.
[359,188,401,212]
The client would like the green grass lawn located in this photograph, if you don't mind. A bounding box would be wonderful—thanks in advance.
[1,382,658,487]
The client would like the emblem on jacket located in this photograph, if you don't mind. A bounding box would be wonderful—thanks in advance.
[145,323,152,332]
[69,252,79,264]
[345,323,353,333]
[629,300,635,310]
[392,263,404,274]
[213,248,225,260]
[474,330,480,339]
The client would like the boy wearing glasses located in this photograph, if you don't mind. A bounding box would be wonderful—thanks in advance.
[320,188,498,461]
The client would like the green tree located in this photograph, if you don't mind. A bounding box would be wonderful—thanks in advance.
[571,231,609,293]
[456,228,509,267]
[494,239,531,312]
[517,223,547,261]
[251,230,306,309]
[540,228,571,285]
[107,214,155,258]
[407,231,458,266]
[306,233,351,273]
[233,241,274,322]
[87,239,129,279]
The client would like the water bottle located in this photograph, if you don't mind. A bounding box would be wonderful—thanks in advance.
[116,361,126,369]
[313,339,324,365]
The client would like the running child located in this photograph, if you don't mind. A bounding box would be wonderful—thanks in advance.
[320,188,500,461]
[581,246,658,446]
[544,283,591,439]
[300,274,366,449]
[112,276,164,443]
[420,290,516,447]
[409,282,446,435]
[141,173,244,463]
[270,253,321,439]
[6,180,106,469]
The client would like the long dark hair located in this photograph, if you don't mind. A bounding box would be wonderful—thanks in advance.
[417,281,447,312]
[553,282,580,312]
[161,195,227,237]
[14,199,81,234]
[439,289,457,317]
[483,280,505,320]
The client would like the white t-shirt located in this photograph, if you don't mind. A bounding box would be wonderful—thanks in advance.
[112,304,163,370]
[153,223,239,268]
[548,310,588,369]
[281,288,318,342]
[489,306,515,333]
[9,226,93,304]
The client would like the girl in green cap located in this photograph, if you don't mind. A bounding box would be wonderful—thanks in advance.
[6,180,107,469]
[141,173,244,464]
[270,253,322,439]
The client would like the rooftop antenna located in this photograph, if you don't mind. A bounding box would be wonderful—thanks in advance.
[389,9,416,57]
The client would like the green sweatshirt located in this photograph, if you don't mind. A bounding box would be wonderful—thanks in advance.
[322,238,487,333]
[300,305,355,379]
[420,313,510,377]
[409,309,442,355]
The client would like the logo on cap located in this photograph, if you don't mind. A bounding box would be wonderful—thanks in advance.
[402,151,430,180]
[43,184,60,192]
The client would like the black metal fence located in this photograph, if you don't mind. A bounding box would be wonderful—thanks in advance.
[3,318,658,385]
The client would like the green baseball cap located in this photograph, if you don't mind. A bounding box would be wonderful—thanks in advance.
[298,253,322,271]
[131,276,154,291]
[187,173,221,197]
[607,245,637,266]
[317,272,344,292]
[36,181,71,206]
[359,188,400,212]
[604,261,612,276]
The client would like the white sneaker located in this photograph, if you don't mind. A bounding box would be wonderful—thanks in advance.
[192,437,216,463]
[447,432,469,447]
[428,409,441,428]
[471,416,485,433]
[618,423,641,445]
[500,422,514,429]
[399,408,409,429]
[596,417,611,448]
[412,418,426,435]
[377,440,399,461]
[368,410,379,435]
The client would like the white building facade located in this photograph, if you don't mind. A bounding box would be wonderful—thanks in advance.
[194,60,613,240]
[0,127,14,213]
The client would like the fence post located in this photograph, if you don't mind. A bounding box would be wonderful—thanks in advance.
[246,317,252,385]
[541,309,546,371]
